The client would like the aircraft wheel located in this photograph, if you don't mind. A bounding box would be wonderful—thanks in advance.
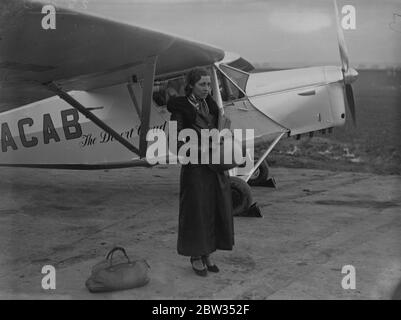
[230,176,253,216]
[248,160,269,186]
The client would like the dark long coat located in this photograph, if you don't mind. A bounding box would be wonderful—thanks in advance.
[167,95,234,257]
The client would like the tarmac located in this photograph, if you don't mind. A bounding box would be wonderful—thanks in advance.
[0,165,400,299]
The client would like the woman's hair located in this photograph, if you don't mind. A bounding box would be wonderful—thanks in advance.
[184,67,210,96]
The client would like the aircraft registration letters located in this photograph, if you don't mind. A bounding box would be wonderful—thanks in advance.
[1,108,81,153]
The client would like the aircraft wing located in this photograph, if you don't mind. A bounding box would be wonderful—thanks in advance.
[0,0,226,112]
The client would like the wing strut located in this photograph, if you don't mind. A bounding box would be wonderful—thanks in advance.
[139,56,157,158]
[46,82,141,156]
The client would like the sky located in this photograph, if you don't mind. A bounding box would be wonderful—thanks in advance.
[47,0,401,68]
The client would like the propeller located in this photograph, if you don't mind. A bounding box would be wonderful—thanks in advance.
[333,0,358,126]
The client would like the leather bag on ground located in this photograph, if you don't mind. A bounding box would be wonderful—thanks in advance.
[85,247,150,293]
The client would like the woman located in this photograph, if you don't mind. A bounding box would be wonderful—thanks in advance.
[167,67,234,277]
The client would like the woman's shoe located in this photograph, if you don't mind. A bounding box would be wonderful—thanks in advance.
[190,256,207,277]
[202,255,219,273]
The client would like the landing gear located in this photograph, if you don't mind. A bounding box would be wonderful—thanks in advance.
[230,176,253,216]
[247,160,269,186]
[229,133,287,216]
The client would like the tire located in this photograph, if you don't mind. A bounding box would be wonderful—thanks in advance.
[230,176,253,216]
[248,160,269,186]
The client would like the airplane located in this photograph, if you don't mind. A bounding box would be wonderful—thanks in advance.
[0,0,358,216]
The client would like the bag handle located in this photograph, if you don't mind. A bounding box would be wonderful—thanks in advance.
[106,247,131,265]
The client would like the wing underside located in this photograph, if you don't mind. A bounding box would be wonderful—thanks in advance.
[0,0,225,112]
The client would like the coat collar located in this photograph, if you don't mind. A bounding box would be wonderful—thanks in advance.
[167,95,218,121]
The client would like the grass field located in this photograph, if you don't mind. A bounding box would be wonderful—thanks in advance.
[255,69,401,175]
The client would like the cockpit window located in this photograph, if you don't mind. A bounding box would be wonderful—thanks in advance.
[219,64,249,92]
[153,76,186,107]
[216,68,246,102]
[153,65,247,107]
